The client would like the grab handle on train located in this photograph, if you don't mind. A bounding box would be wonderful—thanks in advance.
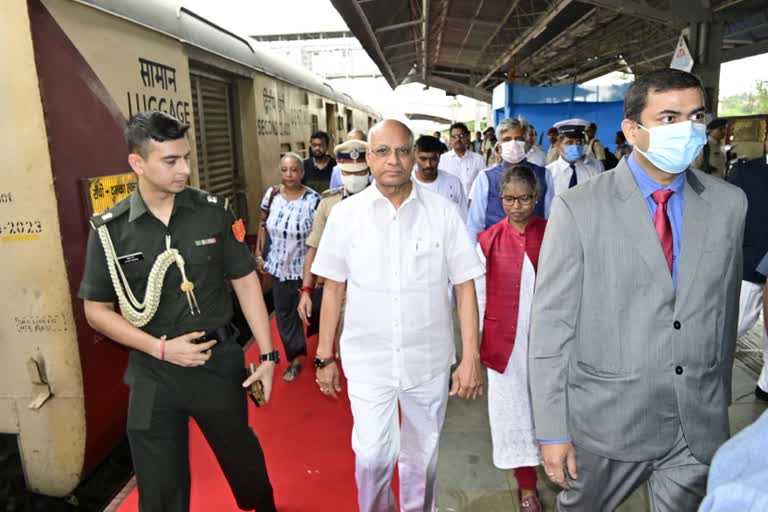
[26,353,54,410]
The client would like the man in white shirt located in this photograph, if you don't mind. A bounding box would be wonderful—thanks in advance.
[544,119,605,218]
[412,135,467,219]
[525,125,547,167]
[439,122,486,196]
[312,119,484,512]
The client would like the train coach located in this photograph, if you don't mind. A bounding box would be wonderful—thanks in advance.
[1,0,379,497]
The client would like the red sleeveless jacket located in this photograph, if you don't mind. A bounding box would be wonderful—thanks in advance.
[478,216,547,373]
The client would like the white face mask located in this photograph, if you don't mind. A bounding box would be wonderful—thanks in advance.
[500,140,527,164]
[342,174,369,194]
[635,121,706,174]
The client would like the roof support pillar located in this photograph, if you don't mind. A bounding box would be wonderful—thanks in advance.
[689,21,724,114]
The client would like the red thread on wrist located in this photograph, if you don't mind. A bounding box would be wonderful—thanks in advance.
[300,286,314,294]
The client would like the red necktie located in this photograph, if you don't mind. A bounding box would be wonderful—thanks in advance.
[651,189,674,273]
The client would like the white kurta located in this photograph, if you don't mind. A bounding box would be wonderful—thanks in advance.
[476,249,540,469]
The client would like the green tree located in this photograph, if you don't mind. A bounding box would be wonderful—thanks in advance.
[719,79,768,116]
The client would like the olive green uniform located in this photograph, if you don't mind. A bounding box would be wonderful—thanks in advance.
[79,187,275,512]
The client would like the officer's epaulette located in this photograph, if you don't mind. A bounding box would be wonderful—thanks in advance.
[321,186,344,199]
[90,198,130,228]
[188,187,230,210]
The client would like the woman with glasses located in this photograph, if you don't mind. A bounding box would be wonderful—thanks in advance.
[475,165,546,512]
[255,152,321,382]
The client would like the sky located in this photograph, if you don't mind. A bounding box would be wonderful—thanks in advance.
[183,0,768,123]
[720,53,768,97]
[184,0,347,36]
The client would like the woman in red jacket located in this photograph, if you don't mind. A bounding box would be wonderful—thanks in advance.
[476,165,546,512]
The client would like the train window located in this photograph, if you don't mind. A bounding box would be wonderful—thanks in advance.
[337,116,344,131]
[311,114,319,133]
[296,142,307,158]
[280,143,292,156]
[190,73,239,201]
[303,92,310,106]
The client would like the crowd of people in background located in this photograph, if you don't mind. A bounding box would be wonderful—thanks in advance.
[83,66,768,512]
[271,67,767,512]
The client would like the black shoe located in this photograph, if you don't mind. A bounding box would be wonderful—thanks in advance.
[756,385,768,402]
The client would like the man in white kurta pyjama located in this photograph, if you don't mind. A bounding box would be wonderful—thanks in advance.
[311,120,484,512]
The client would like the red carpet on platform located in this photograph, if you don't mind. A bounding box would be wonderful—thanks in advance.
[117,320,360,512]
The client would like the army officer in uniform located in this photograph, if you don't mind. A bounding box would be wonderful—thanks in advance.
[79,111,278,512]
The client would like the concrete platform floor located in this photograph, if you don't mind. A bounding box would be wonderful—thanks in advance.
[436,331,767,511]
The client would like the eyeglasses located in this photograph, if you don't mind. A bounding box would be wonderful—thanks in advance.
[371,145,414,158]
[501,194,535,206]
[451,133,468,140]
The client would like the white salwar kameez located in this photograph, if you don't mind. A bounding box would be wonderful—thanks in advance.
[476,248,541,469]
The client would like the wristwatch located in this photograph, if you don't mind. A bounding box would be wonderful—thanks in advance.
[313,356,335,369]
[259,350,280,363]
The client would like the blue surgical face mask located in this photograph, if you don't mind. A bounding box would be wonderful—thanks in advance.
[563,144,585,162]
[635,121,706,174]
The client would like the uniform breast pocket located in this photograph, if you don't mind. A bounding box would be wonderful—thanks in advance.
[184,235,224,283]
[405,238,439,284]
[184,234,222,265]
[120,257,152,290]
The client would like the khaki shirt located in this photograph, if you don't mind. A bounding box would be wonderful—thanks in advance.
[693,136,726,178]
[306,187,348,248]
[546,144,560,164]
[481,138,497,166]
[586,138,607,161]
[79,187,255,339]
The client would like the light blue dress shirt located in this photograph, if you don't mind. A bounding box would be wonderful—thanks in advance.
[466,166,494,245]
[699,410,768,511]
[329,164,344,190]
[627,153,685,288]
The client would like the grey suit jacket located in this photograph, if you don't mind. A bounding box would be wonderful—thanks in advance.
[529,157,747,464]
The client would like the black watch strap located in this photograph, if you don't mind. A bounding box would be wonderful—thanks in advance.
[314,356,334,369]
[259,350,280,363]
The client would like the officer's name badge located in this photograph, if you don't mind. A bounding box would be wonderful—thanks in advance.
[232,218,246,242]
[117,252,144,264]
[195,238,217,246]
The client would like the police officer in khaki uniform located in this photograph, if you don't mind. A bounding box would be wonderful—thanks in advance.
[79,111,278,512]
[297,139,371,345]
[693,117,728,177]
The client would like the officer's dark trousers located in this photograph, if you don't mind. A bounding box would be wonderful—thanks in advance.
[271,277,307,361]
[126,340,276,512]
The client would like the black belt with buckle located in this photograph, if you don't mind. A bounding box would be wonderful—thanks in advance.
[192,324,236,344]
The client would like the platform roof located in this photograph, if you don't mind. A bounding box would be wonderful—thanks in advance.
[330,0,768,102]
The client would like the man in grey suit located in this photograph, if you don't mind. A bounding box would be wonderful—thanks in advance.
[529,68,747,511]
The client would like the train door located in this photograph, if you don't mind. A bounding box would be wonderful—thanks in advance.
[325,102,337,147]
[190,71,241,211]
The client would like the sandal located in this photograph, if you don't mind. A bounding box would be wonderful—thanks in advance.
[519,491,543,512]
[283,362,303,382]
